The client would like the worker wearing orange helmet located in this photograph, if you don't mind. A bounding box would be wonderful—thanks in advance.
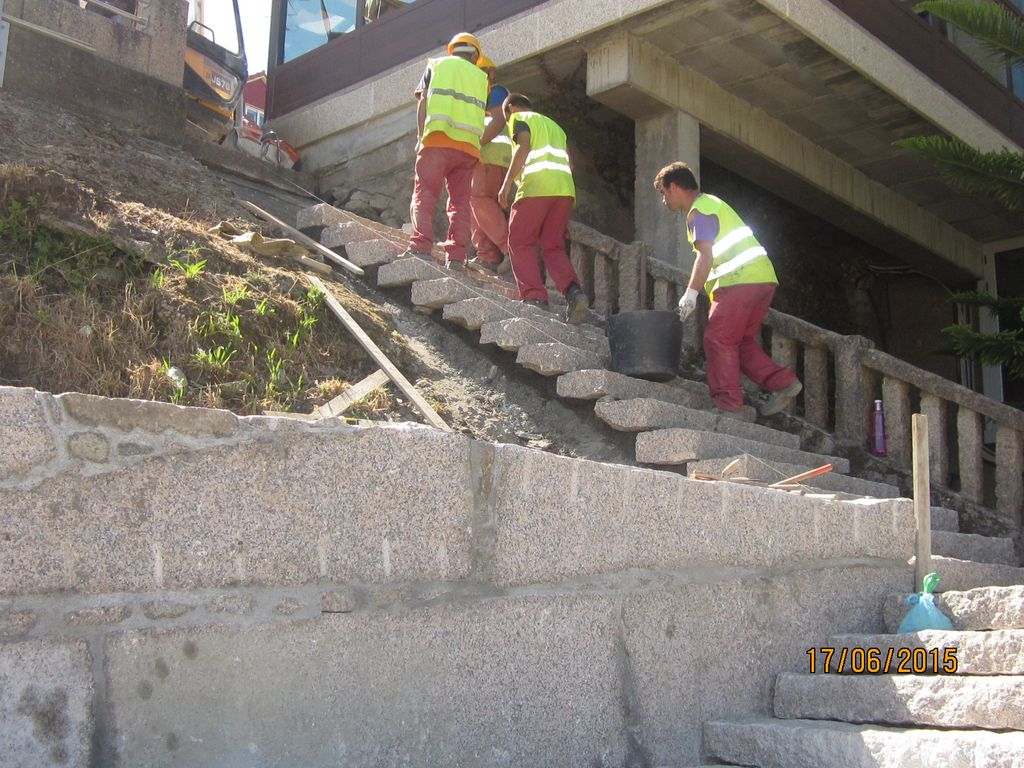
[467,54,513,275]
[403,32,489,270]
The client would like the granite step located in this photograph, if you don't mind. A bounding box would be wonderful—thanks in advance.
[480,316,611,359]
[820,630,1024,675]
[910,555,1024,593]
[320,221,381,249]
[516,343,604,377]
[442,296,548,330]
[686,455,899,498]
[930,506,961,532]
[339,238,403,268]
[596,398,797,448]
[410,277,477,310]
[636,428,850,474]
[933,530,1018,566]
[883,585,1024,632]
[557,369,712,410]
[774,672,1024,731]
[377,256,444,287]
[704,717,1024,768]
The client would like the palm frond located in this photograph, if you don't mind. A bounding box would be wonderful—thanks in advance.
[943,324,1024,379]
[893,135,1024,212]
[916,0,1024,65]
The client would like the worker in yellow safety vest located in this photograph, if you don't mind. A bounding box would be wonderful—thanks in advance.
[467,54,513,275]
[654,161,802,418]
[498,93,589,324]
[403,32,488,269]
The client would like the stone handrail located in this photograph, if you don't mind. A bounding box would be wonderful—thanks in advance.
[566,221,1023,527]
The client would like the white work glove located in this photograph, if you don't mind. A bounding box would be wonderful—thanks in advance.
[677,288,699,321]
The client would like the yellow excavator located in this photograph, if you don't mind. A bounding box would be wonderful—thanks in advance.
[183,0,247,141]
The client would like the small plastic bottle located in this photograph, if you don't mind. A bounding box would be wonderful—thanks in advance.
[870,399,887,457]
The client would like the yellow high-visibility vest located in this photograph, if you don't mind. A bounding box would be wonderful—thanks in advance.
[508,111,575,201]
[687,193,777,298]
[480,115,513,167]
[422,56,488,150]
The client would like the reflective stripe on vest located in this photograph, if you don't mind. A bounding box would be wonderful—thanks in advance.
[510,112,574,201]
[688,193,776,296]
[422,56,488,150]
[480,115,512,167]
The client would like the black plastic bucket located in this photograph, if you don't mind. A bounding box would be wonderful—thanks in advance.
[606,310,682,382]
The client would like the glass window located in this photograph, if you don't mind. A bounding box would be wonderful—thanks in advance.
[283,0,358,63]
[244,106,265,126]
[186,0,242,54]
[364,0,417,24]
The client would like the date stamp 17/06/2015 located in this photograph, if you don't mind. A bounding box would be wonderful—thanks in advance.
[806,646,959,674]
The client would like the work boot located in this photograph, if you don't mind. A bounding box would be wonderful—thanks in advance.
[496,255,512,275]
[467,257,500,274]
[521,298,547,310]
[445,259,465,272]
[400,248,432,260]
[759,380,803,416]
[565,284,589,325]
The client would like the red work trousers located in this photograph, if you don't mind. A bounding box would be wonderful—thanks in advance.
[408,147,477,263]
[507,196,579,301]
[704,283,798,411]
[470,163,509,263]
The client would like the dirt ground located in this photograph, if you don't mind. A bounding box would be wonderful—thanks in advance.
[0,92,632,464]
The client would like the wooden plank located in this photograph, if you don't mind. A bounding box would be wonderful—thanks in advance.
[241,200,365,276]
[769,464,833,488]
[315,369,390,419]
[297,255,332,275]
[306,275,450,431]
[913,413,932,592]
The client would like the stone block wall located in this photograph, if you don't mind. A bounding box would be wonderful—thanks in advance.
[0,385,914,767]
[3,0,187,145]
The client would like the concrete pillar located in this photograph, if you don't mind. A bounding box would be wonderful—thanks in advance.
[833,335,874,448]
[995,426,1023,528]
[635,109,700,270]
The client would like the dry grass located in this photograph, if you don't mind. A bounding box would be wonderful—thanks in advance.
[0,180,412,417]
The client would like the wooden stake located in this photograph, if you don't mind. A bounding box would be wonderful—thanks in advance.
[314,369,389,419]
[912,413,932,592]
[769,463,833,488]
[306,275,450,431]
[241,200,365,276]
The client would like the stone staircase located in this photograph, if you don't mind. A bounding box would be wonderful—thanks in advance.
[293,202,1019,570]
[703,584,1024,767]
[292,202,1023,766]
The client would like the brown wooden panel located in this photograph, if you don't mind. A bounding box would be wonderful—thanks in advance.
[268,0,547,118]
[270,35,362,117]
[358,0,464,76]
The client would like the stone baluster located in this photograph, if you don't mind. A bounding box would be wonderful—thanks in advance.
[569,241,594,301]
[770,333,798,414]
[881,377,912,468]
[617,244,642,312]
[593,254,614,316]
[919,394,949,487]
[956,406,984,504]
[652,278,673,311]
[802,346,829,429]
[833,335,873,448]
[995,425,1024,529]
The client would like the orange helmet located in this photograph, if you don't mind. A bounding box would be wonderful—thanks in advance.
[476,54,496,71]
[447,32,482,63]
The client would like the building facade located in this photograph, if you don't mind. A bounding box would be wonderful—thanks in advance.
[259,0,1024,397]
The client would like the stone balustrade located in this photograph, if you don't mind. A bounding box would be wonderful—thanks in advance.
[567,221,1024,530]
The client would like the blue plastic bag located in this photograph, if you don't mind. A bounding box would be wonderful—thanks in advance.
[897,572,954,633]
